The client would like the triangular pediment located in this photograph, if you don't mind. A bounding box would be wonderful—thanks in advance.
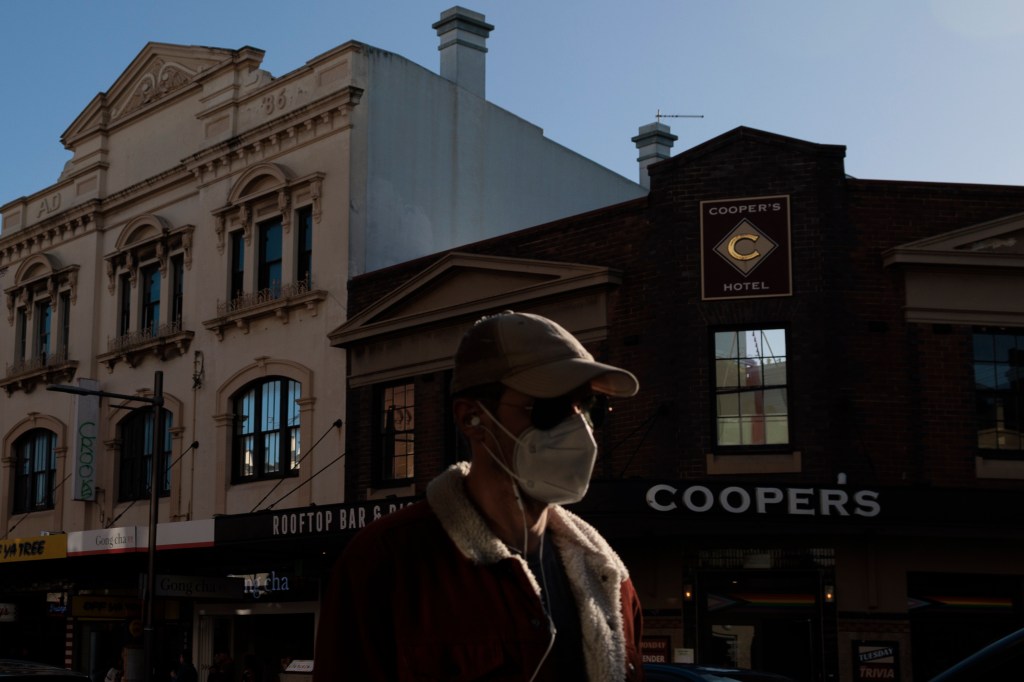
[62,42,253,146]
[329,252,620,347]
[670,126,846,169]
[884,211,1024,268]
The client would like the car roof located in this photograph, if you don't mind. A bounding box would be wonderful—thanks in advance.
[0,660,90,679]
[644,662,797,681]
[928,626,1024,681]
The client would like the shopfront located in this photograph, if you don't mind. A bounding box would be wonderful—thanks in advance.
[211,496,419,675]
[0,534,69,665]
[573,478,1024,682]
[65,521,218,678]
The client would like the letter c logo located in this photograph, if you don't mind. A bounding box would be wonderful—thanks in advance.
[727,234,760,261]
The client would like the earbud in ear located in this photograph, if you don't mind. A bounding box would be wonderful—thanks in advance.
[469,415,481,427]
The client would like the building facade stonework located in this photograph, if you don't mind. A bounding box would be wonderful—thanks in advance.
[0,7,645,674]
[333,126,1024,682]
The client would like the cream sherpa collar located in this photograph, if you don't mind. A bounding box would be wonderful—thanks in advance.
[426,462,631,682]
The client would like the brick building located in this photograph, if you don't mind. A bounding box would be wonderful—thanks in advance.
[330,126,1024,681]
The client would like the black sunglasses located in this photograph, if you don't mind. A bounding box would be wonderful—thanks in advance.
[527,393,609,431]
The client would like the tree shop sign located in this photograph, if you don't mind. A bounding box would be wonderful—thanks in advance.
[700,195,792,300]
[646,483,881,518]
[0,535,67,563]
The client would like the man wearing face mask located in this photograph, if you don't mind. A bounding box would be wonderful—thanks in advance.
[313,311,644,682]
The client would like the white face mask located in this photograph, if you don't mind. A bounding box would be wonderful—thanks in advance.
[480,406,598,505]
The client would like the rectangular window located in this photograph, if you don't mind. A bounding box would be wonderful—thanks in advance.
[974,328,1023,455]
[13,429,57,513]
[297,206,313,287]
[34,300,51,360]
[258,218,283,296]
[59,291,70,357]
[15,308,27,362]
[119,409,172,501]
[230,230,245,301]
[171,254,184,326]
[119,273,132,337]
[714,328,789,448]
[140,263,161,336]
[378,382,415,484]
[287,379,301,471]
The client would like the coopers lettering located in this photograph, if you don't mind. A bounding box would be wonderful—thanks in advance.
[646,484,881,518]
[708,202,782,216]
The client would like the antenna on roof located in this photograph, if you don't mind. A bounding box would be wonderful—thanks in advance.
[656,109,704,121]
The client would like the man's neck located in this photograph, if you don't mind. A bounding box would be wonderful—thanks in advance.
[465,461,549,553]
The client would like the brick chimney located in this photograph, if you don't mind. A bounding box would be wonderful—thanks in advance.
[433,6,494,98]
[632,122,678,190]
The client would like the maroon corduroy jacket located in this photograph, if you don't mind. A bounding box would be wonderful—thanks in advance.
[313,462,644,681]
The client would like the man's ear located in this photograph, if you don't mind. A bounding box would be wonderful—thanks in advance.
[453,398,484,439]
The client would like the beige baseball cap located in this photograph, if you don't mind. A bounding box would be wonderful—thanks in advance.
[451,311,639,398]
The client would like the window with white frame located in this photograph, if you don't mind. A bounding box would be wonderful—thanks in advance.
[258,217,283,297]
[713,328,790,448]
[100,217,193,369]
[140,262,161,337]
[2,256,78,392]
[232,377,302,482]
[206,166,325,338]
[118,407,172,502]
[297,206,313,287]
[974,327,1023,456]
[375,381,415,485]
[12,428,57,513]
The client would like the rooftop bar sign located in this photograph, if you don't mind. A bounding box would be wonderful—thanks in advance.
[700,195,792,300]
[215,497,420,543]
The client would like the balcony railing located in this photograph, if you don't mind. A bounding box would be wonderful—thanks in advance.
[97,319,194,371]
[108,320,183,354]
[217,279,313,316]
[2,346,78,394]
[204,278,326,340]
[6,346,70,377]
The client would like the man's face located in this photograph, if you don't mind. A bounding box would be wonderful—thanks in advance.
[491,388,535,466]
[492,385,605,440]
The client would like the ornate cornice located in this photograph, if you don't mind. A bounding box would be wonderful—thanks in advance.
[186,87,363,186]
[0,201,100,272]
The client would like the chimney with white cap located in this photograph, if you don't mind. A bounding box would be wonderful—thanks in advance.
[433,6,494,98]
[632,122,678,190]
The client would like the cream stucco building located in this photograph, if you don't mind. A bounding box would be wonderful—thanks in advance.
[0,7,645,672]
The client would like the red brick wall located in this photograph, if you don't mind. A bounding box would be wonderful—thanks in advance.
[342,128,1024,499]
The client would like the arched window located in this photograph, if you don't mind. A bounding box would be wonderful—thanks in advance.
[233,377,301,482]
[119,408,172,501]
[12,428,57,513]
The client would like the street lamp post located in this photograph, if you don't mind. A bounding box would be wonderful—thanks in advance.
[49,370,164,682]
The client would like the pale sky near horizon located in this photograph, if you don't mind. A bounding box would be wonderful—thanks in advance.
[1,0,1023,206]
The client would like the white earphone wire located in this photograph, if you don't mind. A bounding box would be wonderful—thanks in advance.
[475,404,557,681]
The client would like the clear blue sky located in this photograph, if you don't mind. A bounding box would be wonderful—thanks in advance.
[2,0,1023,205]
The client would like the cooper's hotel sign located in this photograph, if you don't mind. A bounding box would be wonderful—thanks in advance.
[700,195,792,300]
